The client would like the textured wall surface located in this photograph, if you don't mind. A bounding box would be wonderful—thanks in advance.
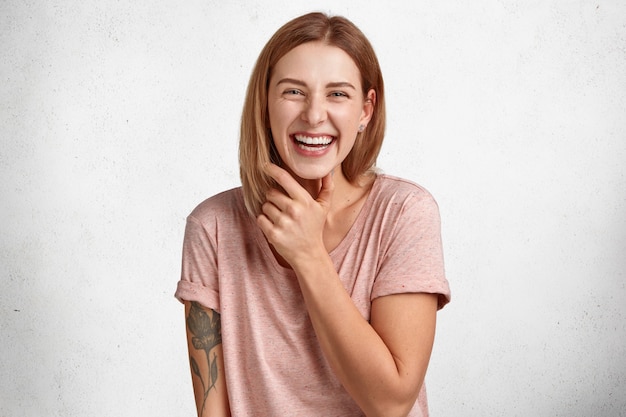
[1,1,625,416]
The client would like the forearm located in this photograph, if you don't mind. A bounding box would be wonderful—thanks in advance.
[292,255,430,417]
[184,301,231,417]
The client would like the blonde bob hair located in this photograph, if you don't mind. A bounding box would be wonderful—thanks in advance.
[239,12,386,216]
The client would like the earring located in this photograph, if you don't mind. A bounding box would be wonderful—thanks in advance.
[358,124,365,132]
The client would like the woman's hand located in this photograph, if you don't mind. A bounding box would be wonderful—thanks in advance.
[256,163,334,267]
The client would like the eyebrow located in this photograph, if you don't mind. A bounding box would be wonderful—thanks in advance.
[275,78,357,90]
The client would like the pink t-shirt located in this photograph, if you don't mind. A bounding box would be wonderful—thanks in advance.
[176,174,451,416]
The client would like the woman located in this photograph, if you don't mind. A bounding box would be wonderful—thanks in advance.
[176,12,451,417]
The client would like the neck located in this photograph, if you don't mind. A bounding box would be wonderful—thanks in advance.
[293,167,373,216]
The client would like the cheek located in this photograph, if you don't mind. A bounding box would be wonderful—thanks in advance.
[333,104,363,127]
[268,101,298,130]
[267,101,278,127]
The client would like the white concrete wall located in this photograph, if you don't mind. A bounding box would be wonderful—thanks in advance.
[1,1,625,416]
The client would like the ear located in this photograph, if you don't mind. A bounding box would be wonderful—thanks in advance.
[359,89,376,127]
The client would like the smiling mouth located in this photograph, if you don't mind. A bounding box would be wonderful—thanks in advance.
[292,134,335,151]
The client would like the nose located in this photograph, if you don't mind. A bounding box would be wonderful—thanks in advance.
[301,94,327,127]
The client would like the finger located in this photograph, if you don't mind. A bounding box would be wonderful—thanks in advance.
[265,163,308,200]
[256,214,274,241]
[265,187,292,212]
[260,200,282,224]
[257,211,287,247]
[316,169,335,208]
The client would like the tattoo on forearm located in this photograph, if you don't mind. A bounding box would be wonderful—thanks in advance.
[187,302,222,412]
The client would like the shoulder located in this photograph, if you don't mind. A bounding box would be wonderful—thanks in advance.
[187,187,248,225]
[372,174,439,212]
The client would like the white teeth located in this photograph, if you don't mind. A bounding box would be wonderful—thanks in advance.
[294,135,333,145]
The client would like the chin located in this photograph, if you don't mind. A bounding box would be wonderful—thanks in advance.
[290,166,334,181]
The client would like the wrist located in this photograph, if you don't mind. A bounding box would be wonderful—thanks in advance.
[290,245,332,276]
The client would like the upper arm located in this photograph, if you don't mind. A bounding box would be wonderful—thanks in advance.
[370,292,439,403]
[184,301,230,417]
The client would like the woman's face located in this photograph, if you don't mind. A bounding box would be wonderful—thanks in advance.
[267,41,374,181]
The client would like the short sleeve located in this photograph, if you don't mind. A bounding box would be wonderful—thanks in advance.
[372,189,451,309]
[174,215,221,312]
